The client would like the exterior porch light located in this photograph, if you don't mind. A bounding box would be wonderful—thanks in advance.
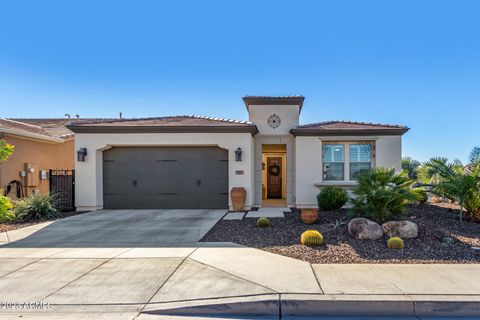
[235,148,243,162]
[77,147,87,162]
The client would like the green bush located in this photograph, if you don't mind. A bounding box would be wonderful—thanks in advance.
[13,193,58,222]
[351,167,423,222]
[317,187,348,211]
[387,237,404,249]
[300,230,323,246]
[416,189,429,204]
[0,194,15,222]
[422,157,480,221]
[256,217,270,228]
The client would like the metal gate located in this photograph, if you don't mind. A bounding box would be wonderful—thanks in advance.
[49,169,75,212]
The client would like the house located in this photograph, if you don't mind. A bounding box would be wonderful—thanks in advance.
[0,118,75,197]
[67,96,409,211]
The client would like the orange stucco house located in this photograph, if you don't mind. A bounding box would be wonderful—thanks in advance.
[0,118,75,197]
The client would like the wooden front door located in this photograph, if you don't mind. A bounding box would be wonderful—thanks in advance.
[267,157,282,199]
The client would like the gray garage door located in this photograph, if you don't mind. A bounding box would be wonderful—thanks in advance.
[103,147,228,209]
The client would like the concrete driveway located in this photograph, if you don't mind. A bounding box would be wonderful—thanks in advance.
[4,209,227,248]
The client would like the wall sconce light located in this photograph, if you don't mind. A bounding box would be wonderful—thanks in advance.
[235,148,243,162]
[77,147,87,162]
[28,167,35,174]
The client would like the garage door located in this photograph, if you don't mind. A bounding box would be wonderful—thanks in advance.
[103,147,228,209]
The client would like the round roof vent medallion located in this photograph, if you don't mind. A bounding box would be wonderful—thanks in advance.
[267,114,281,129]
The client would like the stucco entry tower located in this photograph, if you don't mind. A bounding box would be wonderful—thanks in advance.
[243,96,303,207]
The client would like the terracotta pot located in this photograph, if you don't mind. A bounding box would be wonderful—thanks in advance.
[231,187,246,212]
[301,208,318,224]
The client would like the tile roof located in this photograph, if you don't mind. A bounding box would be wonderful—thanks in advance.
[68,115,254,127]
[11,118,86,139]
[0,118,73,141]
[291,121,409,136]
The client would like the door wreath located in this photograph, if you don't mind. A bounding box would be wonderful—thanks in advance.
[268,164,281,176]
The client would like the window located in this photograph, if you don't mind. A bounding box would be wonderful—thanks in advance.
[323,144,344,180]
[349,144,371,180]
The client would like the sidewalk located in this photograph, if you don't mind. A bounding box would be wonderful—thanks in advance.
[0,245,479,319]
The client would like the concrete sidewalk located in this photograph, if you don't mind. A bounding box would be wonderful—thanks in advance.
[0,246,479,319]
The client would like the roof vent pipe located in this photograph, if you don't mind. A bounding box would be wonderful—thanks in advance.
[119,112,123,119]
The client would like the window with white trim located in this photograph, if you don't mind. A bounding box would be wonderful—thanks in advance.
[349,144,371,180]
[322,144,345,181]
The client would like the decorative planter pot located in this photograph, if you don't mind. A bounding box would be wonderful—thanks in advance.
[301,208,318,224]
[231,187,246,212]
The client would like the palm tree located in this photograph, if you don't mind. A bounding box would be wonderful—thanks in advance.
[402,157,421,180]
[351,167,423,222]
[422,152,480,222]
[469,146,480,165]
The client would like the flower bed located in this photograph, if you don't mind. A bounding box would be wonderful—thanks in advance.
[201,203,480,264]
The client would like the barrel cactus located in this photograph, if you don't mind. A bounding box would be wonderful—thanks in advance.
[300,230,323,246]
[387,236,404,249]
[257,217,270,228]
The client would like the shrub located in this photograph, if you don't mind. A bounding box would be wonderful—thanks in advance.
[351,167,423,222]
[422,157,480,221]
[0,194,14,222]
[317,187,348,211]
[13,193,58,222]
[300,230,323,246]
[387,237,404,250]
[416,189,429,204]
[0,140,14,163]
[256,217,270,228]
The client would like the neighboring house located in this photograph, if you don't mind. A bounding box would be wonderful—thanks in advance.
[0,118,75,197]
[67,96,409,211]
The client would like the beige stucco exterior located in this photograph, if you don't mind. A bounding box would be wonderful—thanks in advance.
[0,135,75,196]
[74,132,255,211]
[72,98,406,211]
[294,135,402,208]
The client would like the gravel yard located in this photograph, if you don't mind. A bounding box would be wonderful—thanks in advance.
[201,203,480,264]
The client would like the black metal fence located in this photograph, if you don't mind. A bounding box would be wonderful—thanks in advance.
[49,169,75,212]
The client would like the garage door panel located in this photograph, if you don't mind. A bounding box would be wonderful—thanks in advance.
[103,147,228,209]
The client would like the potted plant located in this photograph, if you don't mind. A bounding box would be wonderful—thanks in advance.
[230,187,246,211]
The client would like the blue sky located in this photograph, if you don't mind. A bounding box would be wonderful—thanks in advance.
[0,0,478,162]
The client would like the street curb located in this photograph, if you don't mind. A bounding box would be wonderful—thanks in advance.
[141,294,480,317]
[142,294,280,316]
[282,294,480,317]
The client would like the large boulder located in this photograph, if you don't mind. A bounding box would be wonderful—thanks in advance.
[348,218,383,240]
[382,221,418,239]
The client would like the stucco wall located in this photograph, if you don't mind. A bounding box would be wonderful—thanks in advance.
[294,135,403,208]
[248,105,300,135]
[0,135,74,196]
[74,132,254,211]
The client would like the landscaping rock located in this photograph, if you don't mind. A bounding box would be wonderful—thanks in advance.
[382,221,418,239]
[348,218,383,240]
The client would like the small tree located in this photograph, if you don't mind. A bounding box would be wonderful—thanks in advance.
[351,167,423,222]
[0,140,14,163]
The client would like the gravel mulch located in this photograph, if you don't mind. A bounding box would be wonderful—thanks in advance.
[201,203,480,264]
[0,211,87,233]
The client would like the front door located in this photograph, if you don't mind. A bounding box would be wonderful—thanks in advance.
[267,157,282,198]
